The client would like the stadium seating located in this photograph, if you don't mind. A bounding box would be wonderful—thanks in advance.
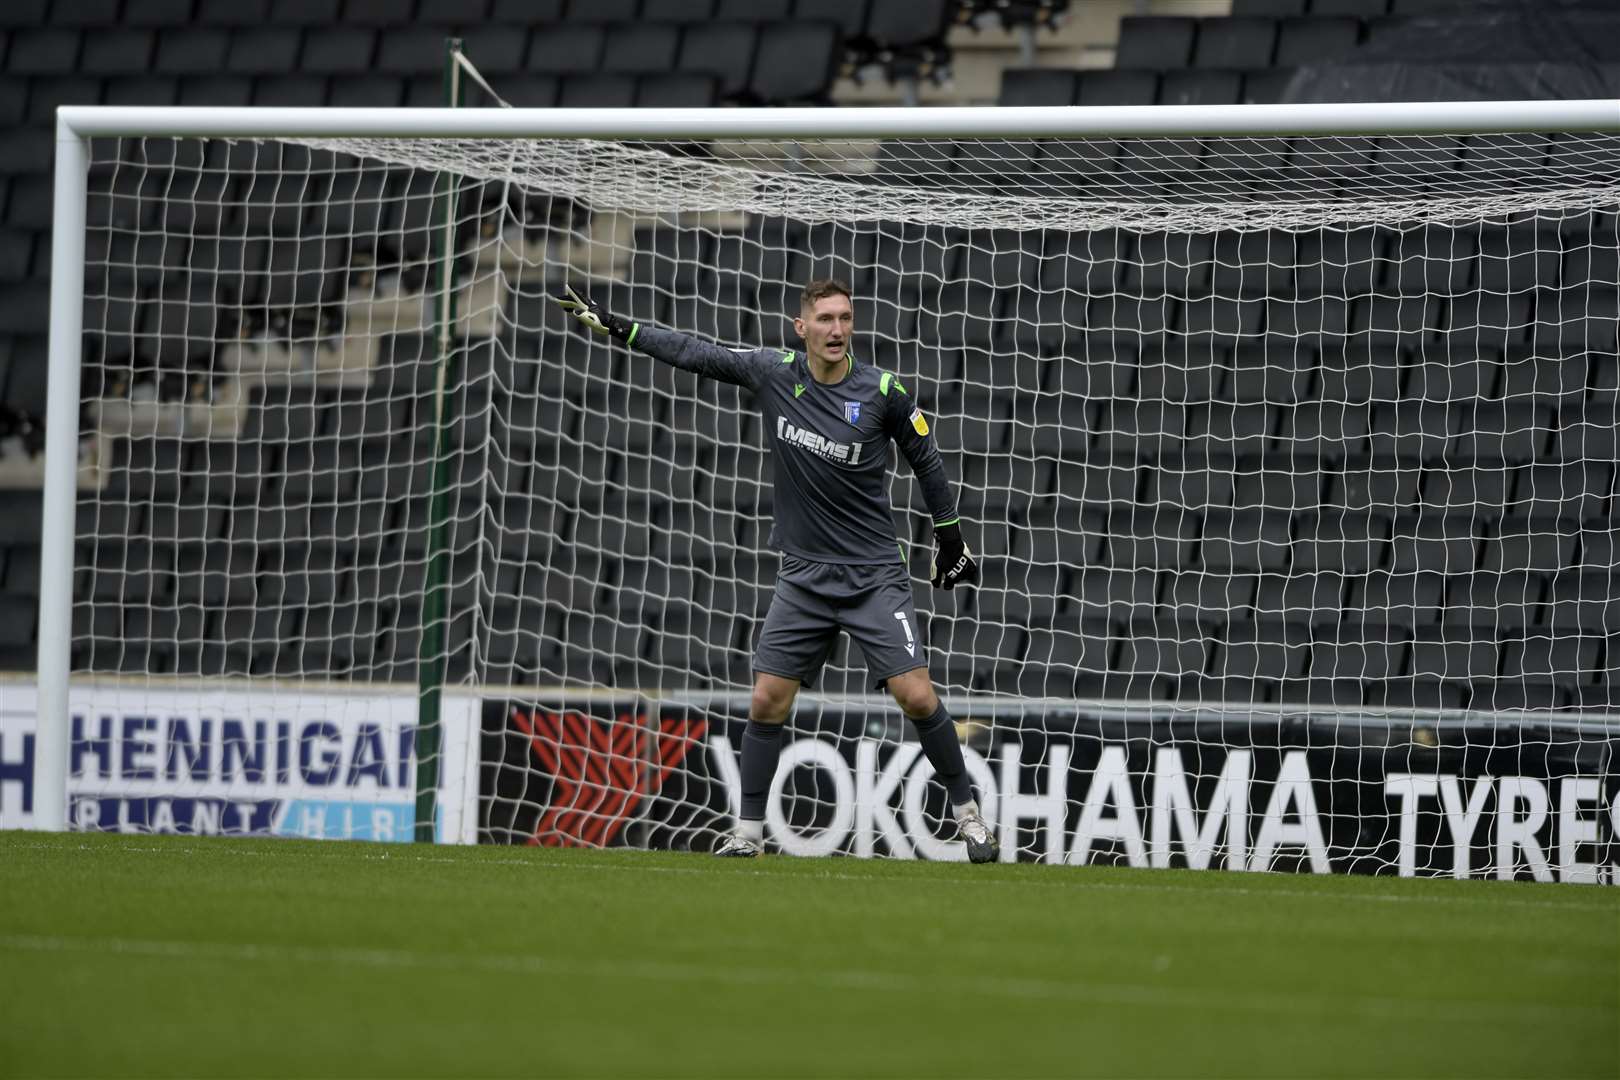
[0,1,1613,710]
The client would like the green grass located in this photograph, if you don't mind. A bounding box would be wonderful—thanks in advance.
[0,832,1614,1079]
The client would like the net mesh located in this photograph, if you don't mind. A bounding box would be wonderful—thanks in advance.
[70,128,1620,875]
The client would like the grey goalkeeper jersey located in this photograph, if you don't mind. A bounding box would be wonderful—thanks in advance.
[632,325,961,565]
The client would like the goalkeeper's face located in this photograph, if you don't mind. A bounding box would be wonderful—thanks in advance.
[794,294,855,369]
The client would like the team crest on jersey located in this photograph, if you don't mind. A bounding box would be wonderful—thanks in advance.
[843,401,861,425]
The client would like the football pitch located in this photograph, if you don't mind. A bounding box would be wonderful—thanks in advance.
[0,832,1613,1079]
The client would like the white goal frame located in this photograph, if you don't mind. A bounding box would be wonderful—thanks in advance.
[36,99,1620,832]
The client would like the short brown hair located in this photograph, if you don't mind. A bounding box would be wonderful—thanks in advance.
[800,278,852,310]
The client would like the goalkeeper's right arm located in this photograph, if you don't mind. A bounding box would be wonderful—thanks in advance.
[554,285,767,390]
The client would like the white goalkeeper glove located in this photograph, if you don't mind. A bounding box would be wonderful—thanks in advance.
[553,285,637,343]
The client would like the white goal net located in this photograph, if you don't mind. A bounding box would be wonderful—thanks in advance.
[55,114,1620,880]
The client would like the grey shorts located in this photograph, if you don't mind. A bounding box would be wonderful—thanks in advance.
[753,555,927,690]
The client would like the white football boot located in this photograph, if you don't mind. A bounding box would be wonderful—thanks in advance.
[713,832,763,858]
[958,809,999,864]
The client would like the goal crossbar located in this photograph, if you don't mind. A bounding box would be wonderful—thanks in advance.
[53,100,1620,139]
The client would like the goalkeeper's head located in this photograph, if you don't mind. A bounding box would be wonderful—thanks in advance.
[794,277,854,369]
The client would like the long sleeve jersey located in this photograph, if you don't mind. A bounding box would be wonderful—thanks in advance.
[632,324,961,565]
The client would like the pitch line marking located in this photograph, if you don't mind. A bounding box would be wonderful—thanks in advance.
[4,840,1616,914]
[0,932,1609,1029]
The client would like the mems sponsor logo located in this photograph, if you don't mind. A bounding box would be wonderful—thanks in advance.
[776,415,863,464]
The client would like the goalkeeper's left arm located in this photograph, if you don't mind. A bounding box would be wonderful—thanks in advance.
[885,378,979,590]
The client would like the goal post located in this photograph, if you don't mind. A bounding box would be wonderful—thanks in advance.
[33,102,1620,878]
[35,124,89,833]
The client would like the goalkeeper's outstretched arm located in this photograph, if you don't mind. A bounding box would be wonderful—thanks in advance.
[554,285,766,390]
[885,380,979,590]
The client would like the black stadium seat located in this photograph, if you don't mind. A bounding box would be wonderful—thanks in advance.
[81,30,156,74]
[345,0,416,26]
[638,73,719,109]
[225,28,303,74]
[269,0,340,24]
[1498,353,1587,403]
[154,28,231,74]
[751,21,841,104]
[1368,401,1462,462]
[1274,17,1360,66]
[1457,402,1552,462]
[10,30,82,74]
[0,232,32,282]
[1447,572,1542,635]
[1557,404,1619,462]
[1076,69,1157,106]
[1313,621,1410,681]
[1105,507,1198,571]
[0,0,47,24]
[458,27,530,74]
[1201,508,1292,572]
[1313,0,1389,14]
[1218,619,1310,681]
[1188,402,1277,457]
[486,0,565,19]
[1232,0,1305,13]
[180,75,254,106]
[678,23,758,99]
[1409,625,1500,682]
[1194,17,1276,69]
[375,27,451,73]
[1484,517,1579,575]
[0,80,24,125]
[562,0,639,20]
[1119,616,1210,680]
[196,0,270,23]
[487,74,558,108]
[528,23,605,74]
[1407,353,1495,401]
[794,0,868,39]
[865,0,953,53]
[301,26,377,73]
[1242,68,1295,104]
[601,23,682,74]
[999,68,1077,106]
[1159,69,1243,105]
[559,74,636,108]
[1115,17,1196,69]
[1477,227,1561,291]
[328,75,403,107]
[642,0,717,19]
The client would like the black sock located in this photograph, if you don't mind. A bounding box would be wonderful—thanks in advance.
[739,720,785,822]
[912,702,974,808]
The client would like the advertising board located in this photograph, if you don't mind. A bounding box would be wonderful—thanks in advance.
[487,691,1619,883]
[0,679,480,843]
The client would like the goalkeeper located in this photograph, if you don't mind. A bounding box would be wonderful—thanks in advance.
[555,278,994,862]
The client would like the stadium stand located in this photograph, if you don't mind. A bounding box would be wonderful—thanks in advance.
[0,0,1615,710]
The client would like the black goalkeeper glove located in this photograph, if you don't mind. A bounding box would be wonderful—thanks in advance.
[931,521,979,590]
[553,285,638,343]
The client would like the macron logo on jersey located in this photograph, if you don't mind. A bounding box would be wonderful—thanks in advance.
[776,415,863,465]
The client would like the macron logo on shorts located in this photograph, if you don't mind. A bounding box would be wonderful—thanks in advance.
[776,415,863,464]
